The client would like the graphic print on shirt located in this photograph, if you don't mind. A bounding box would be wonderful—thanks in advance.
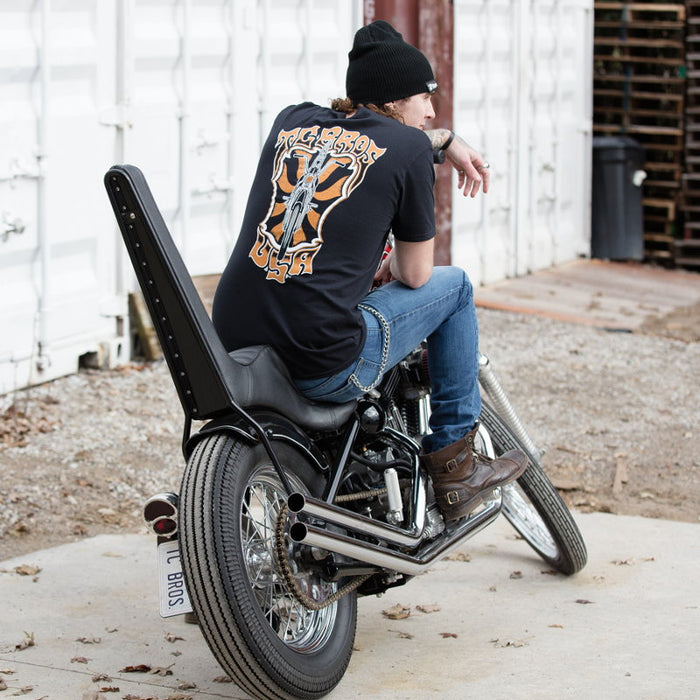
[250,125,386,283]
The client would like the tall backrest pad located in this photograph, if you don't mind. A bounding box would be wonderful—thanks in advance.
[105,164,241,420]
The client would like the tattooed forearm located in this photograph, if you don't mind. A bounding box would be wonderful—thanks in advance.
[424,128,451,150]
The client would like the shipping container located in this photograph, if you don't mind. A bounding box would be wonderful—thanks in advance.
[0,0,592,393]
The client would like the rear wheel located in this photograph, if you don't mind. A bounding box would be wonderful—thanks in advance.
[479,402,587,575]
[179,433,357,699]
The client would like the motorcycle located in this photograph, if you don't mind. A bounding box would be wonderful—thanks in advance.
[104,164,586,700]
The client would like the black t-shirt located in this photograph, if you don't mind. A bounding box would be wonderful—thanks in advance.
[212,103,436,379]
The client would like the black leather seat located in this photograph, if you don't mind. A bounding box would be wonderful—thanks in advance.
[227,345,354,431]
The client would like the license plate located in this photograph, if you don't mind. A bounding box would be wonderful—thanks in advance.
[157,540,193,618]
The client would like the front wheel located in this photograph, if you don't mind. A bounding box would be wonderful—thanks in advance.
[479,402,588,575]
[179,433,357,700]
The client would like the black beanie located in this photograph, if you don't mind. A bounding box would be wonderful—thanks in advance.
[346,20,437,105]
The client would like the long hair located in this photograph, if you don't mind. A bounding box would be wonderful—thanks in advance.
[330,97,404,124]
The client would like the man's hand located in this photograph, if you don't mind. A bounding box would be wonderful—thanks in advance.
[373,252,394,288]
[425,128,491,198]
[446,134,490,198]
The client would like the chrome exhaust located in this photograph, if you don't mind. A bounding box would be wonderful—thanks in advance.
[288,491,502,577]
[287,492,426,548]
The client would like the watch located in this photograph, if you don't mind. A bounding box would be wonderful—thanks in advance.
[433,130,456,164]
[441,130,456,152]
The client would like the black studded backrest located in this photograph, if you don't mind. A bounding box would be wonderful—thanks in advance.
[104,164,240,421]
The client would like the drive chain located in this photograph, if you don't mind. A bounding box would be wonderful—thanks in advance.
[274,503,371,611]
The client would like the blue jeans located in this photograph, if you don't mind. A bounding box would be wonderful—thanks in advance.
[294,266,481,453]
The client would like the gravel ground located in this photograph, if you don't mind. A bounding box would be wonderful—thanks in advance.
[1,306,698,561]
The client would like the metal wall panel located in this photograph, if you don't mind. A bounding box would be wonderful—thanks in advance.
[123,0,237,273]
[0,1,40,380]
[256,0,360,136]
[0,0,123,396]
[0,0,362,394]
[118,0,361,273]
[452,0,593,286]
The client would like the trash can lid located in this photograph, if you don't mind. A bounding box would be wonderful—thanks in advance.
[592,135,645,162]
[593,135,644,151]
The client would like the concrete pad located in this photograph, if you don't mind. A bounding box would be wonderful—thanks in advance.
[474,259,700,331]
[2,512,698,699]
[1,535,234,698]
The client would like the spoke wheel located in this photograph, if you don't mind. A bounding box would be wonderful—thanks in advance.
[180,434,357,699]
[242,468,338,651]
[479,402,587,575]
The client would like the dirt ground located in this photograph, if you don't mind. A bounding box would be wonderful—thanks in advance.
[1,297,698,562]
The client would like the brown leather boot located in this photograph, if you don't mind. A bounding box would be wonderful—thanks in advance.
[420,424,528,521]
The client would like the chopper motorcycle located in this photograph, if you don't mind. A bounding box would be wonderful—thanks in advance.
[104,164,586,700]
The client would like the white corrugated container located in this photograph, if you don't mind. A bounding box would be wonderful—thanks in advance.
[0,0,591,394]
[0,0,124,396]
[452,0,593,286]
[119,0,360,274]
[0,0,361,395]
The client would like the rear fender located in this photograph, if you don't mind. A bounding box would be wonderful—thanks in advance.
[185,410,330,475]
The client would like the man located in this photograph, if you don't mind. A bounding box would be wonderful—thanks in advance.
[213,20,527,521]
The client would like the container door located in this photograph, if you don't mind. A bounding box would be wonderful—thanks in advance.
[452,0,592,286]
[0,0,123,395]
[119,0,362,276]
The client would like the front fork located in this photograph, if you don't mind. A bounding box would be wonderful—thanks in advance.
[478,353,543,461]
[413,352,543,461]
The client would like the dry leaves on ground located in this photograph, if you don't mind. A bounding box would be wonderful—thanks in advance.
[12,565,41,577]
[416,603,441,614]
[445,552,471,562]
[119,664,151,673]
[164,632,184,643]
[118,663,174,676]
[0,403,56,448]
[119,693,192,700]
[14,632,35,651]
[382,603,411,620]
[91,673,112,682]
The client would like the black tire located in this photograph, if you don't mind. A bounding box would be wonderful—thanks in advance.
[179,433,357,700]
[479,402,588,575]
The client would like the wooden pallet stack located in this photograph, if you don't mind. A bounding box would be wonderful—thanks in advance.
[593,2,686,264]
[679,0,700,267]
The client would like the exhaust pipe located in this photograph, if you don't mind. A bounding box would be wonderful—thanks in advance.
[288,492,502,577]
[287,492,426,548]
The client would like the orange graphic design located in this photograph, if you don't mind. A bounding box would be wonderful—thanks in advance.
[250,125,386,283]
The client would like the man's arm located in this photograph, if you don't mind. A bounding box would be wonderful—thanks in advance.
[425,128,491,198]
[386,238,434,289]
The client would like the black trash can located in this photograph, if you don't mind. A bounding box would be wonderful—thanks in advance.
[591,136,646,260]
